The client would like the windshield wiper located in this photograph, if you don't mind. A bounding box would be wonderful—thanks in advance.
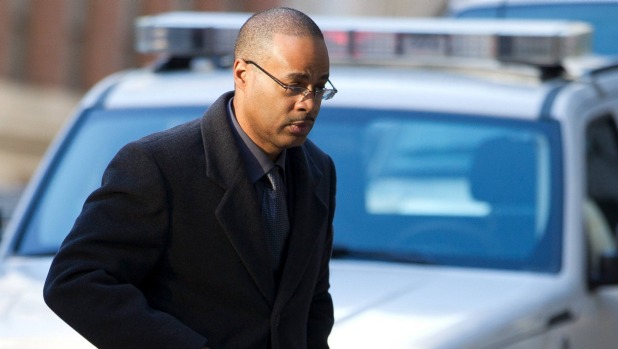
[19,248,59,257]
[332,246,436,265]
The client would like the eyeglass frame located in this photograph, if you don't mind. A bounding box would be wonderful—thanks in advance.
[243,60,338,101]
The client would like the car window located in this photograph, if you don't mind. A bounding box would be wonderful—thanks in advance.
[14,105,564,274]
[586,115,618,233]
[312,108,563,273]
[15,107,203,255]
[454,3,618,55]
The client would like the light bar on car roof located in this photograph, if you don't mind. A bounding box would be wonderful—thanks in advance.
[135,12,593,68]
[136,12,248,56]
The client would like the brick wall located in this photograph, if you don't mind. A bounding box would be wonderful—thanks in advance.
[0,0,279,91]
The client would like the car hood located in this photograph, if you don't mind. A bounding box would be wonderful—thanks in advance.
[0,257,566,349]
[328,260,568,349]
[0,257,94,348]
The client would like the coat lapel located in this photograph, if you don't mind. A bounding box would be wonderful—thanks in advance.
[200,93,276,305]
[216,178,277,304]
[275,145,328,307]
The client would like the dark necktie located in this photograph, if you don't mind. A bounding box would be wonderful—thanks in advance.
[262,166,290,273]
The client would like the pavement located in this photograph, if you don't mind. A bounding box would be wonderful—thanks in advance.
[0,79,81,228]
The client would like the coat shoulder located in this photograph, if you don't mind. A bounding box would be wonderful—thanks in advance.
[133,92,232,158]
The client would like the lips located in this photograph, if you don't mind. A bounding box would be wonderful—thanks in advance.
[288,123,312,135]
[288,117,315,135]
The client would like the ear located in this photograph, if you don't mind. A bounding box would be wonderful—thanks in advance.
[233,59,248,90]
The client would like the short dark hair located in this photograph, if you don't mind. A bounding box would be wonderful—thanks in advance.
[234,7,324,62]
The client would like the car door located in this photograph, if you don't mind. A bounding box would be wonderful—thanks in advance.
[578,112,618,348]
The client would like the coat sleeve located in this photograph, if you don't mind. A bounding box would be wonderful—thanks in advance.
[307,156,336,348]
[43,141,208,349]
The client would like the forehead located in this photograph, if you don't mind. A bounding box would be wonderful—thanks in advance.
[267,34,330,71]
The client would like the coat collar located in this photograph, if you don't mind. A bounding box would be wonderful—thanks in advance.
[200,92,327,306]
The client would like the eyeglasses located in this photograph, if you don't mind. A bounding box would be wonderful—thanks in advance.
[244,60,337,101]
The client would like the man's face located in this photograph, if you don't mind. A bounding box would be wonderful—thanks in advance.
[235,33,330,160]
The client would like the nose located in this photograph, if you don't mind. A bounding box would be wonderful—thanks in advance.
[296,92,318,113]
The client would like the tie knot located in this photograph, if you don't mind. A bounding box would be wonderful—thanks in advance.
[265,166,283,191]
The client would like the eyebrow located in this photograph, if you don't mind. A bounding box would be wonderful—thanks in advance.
[284,72,330,83]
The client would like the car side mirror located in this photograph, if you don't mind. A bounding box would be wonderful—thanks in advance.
[591,251,618,288]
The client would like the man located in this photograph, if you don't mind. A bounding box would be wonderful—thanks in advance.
[44,7,337,349]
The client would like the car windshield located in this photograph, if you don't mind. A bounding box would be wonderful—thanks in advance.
[15,107,204,255]
[453,2,618,56]
[15,106,563,273]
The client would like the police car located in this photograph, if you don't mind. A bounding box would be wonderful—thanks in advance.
[2,11,618,349]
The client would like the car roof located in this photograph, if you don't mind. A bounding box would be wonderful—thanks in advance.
[92,64,555,120]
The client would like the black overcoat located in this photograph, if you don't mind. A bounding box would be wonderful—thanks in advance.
[43,92,336,349]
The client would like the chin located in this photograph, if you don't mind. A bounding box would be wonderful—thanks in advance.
[284,136,307,149]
